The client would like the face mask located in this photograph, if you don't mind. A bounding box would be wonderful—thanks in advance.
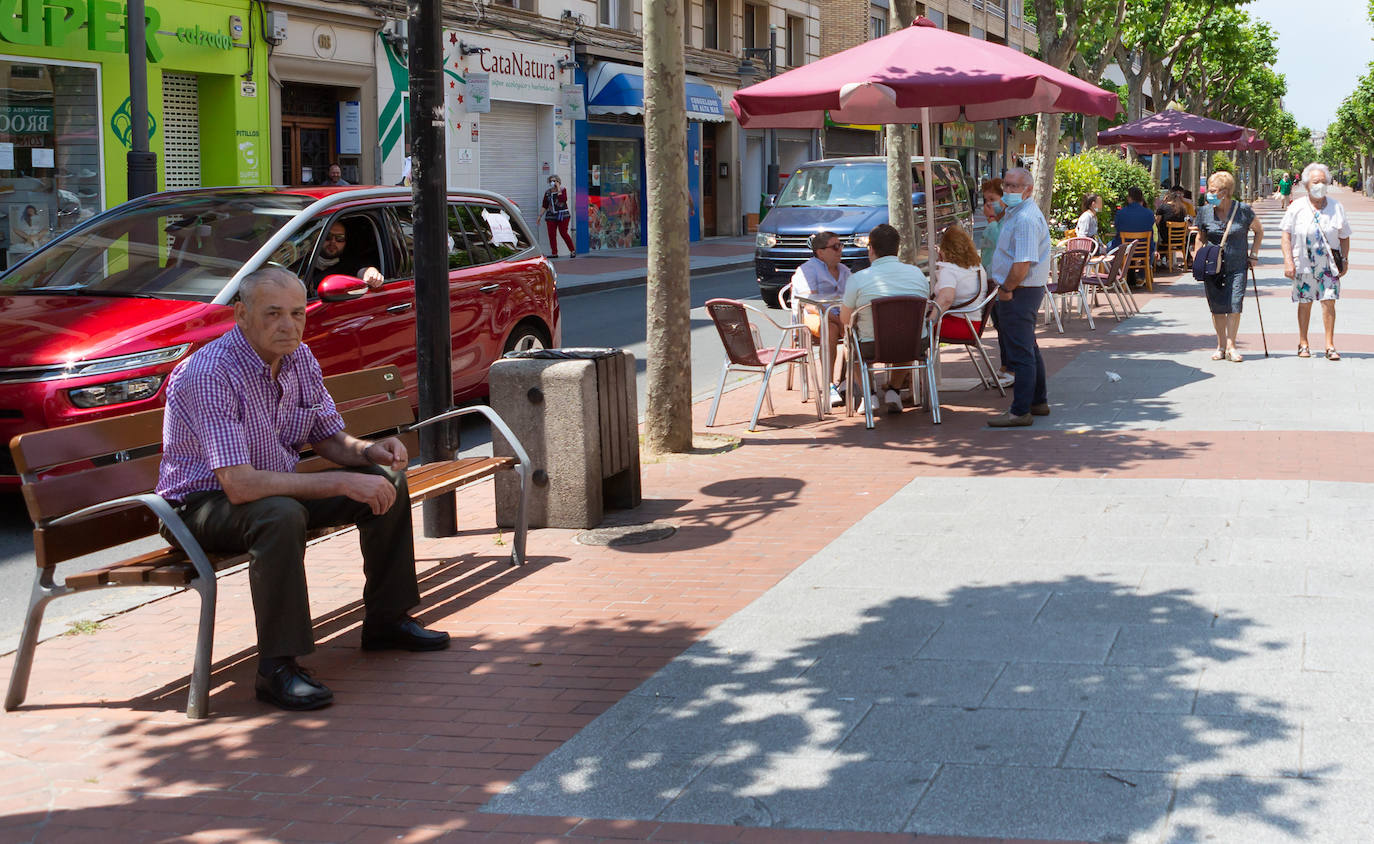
[1205,193,1220,206]
[1002,192,1025,208]
[1309,182,1327,199]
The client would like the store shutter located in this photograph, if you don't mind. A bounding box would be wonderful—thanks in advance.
[162,73,201,189]
[480,101,539,225]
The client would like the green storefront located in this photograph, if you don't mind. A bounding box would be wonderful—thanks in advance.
[0,0,269,268]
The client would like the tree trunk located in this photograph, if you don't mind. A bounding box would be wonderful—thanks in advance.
[1084,114,1100,148]
[642,0,692,454]
[886,124,917,264]
[1032,112,1057,216]
[886,1,919,265]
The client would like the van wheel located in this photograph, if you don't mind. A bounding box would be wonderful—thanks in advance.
[504,324,548,354]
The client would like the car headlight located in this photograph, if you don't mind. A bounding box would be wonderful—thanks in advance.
[0,344,191,384]
[68,375,166,408]
[756,232,778,248]
[850,233,870,247]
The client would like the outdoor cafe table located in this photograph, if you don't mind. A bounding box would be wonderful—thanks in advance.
[793,292,841,416]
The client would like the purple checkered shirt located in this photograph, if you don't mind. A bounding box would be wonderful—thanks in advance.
[155,327,346,503]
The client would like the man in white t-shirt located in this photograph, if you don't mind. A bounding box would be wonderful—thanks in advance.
[840,223,930,414]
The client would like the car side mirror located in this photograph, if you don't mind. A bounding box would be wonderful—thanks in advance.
[317,273,369,302]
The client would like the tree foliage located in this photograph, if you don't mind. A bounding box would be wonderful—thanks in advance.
[1051,148,1157,234]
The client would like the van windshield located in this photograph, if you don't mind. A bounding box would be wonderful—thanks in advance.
[775,164,892,207]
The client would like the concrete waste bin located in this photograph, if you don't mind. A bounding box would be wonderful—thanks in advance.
[490,348,641,529]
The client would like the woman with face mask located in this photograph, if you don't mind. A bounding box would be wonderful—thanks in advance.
[1281,163,1351,360]
[979,178,1014,387]
[1191,170,1264,362]
[539,175,576,258]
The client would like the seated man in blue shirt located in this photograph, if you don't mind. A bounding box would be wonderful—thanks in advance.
[1109,187,1157,284]
[840,223,930,415]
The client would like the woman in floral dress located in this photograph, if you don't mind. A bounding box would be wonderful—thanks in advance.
[1281,163,1352,360]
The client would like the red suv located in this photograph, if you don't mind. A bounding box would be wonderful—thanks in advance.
[0,186,561,489]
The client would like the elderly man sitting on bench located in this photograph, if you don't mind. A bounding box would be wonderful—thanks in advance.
[155,266,449,712]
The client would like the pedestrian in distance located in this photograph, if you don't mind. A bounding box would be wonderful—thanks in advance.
[1075,193,1102,242]
[979,178,1014,388]
[1281,163,1351,360]
[538,175,576,258]
[986,167,1052,428]
[1109,186,1157,283]
[790,230,852,406]
[1278,171,1293,207]
[1192,170,1264,363]
[155,267,451,711]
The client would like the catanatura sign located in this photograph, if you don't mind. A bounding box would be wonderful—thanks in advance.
[454,32,565,106]
[0,0,237,60]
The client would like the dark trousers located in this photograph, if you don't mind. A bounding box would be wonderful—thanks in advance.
[545,218,574,255]
[172,465,421,659]
[995,286,1048,416]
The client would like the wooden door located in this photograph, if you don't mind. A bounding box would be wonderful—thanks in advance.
[280,117,336,186]
[702,136,717,236]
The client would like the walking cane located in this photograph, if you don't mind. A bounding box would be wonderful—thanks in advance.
[1249,264,1269,357]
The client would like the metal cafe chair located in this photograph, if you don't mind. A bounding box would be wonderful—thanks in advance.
[937,278,1006,396]
[1045,248,1094,332]
[704,298,821,431]
[844,295,941,429]
[1081,238,1138,319]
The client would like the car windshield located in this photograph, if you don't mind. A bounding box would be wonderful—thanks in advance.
[776,165,890,207]
[0,191,315,302]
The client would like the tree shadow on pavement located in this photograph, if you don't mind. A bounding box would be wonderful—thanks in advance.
[484,577,1327,841]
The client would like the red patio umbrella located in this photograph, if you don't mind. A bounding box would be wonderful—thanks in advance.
[1096,110,1248,148]
[731,17,1119,275]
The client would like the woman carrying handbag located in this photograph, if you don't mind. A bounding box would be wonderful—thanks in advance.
[539,175,576,258]
[1192,170,1264,362]
[1280,163,1351,360]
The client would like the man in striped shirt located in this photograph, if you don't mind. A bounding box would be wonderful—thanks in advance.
[156,267,449,711]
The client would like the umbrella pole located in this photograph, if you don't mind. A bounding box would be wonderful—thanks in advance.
[920,108,941,389]
[1168,143,1174,186]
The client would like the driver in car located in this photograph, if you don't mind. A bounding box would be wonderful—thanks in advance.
[309,222,384,291]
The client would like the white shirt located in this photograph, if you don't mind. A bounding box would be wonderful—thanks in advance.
[1075,210,1098,239]
[933,261,986,314]
[1280,196,1351,272]
[791,256,850,302]
[842,255,930,341]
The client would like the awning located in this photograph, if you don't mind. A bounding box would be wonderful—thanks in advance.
[586,61,729,122]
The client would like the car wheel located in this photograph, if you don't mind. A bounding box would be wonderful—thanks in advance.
[504,324,548,354]
[760,286,782,309]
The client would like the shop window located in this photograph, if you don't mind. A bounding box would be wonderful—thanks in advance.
[0,61,101,270]
[491,0,534,9]
[599,0,630,30]
[871,13,887,38]
[587,138,642,251]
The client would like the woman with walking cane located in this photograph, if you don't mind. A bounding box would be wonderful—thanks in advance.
[539,175,576,259]
[1281,163,1350,360]
[1192,170,1264,362]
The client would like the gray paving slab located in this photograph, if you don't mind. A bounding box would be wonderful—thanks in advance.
[483,747,717,819]
[837,704,1080,766]
[659,755,938,831]
[1163,774,1374,843]
[1299,719,1374,779]
[796,656,1005,706]
[1303,629,1374,673]
[916,620,1120,664]
[1063,712,1299,777]
[617,690,872,757]
[1108,622,1303,671]
[906,765,1174,843]
[982,663,1201,713]
[1195,668,1374,719]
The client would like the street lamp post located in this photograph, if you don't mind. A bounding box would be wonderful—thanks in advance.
[740,29,781,199]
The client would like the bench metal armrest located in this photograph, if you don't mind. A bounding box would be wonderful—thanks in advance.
[47,494,217,583]
[409,405,532,470]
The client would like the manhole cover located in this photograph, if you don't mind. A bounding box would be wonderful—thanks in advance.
[575,521,677,547]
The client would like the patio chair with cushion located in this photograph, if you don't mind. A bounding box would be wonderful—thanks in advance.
[844,295,941,429]
[704,298,821,431]
[937,278,1005,396]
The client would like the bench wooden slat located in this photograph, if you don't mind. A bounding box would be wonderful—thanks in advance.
[22,454,162,522]
[337,397,414,442]
[323,365,403,404]
[11,407,164,474]
[33,507,162,568]
[407,457,514,502]
[64,546,186,589]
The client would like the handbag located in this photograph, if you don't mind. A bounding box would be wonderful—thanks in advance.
[1192,200,1241,283]
[1310,202,1344,274]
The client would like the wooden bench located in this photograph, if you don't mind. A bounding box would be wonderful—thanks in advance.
[5,365,531,719]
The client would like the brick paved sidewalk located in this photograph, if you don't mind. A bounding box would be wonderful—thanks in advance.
[3,190,1371,843]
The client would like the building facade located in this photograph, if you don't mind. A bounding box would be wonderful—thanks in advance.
[0,0,269,268]
[820,0,1039,183]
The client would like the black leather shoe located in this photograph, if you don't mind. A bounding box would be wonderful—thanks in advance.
[360,615,451,652]
[1030,402,1051,416]
[255,661,333,711]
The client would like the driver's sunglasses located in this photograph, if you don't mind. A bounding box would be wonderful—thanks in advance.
[324,232,347,243]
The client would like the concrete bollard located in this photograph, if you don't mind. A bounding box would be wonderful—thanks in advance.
[490,349,641,529]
